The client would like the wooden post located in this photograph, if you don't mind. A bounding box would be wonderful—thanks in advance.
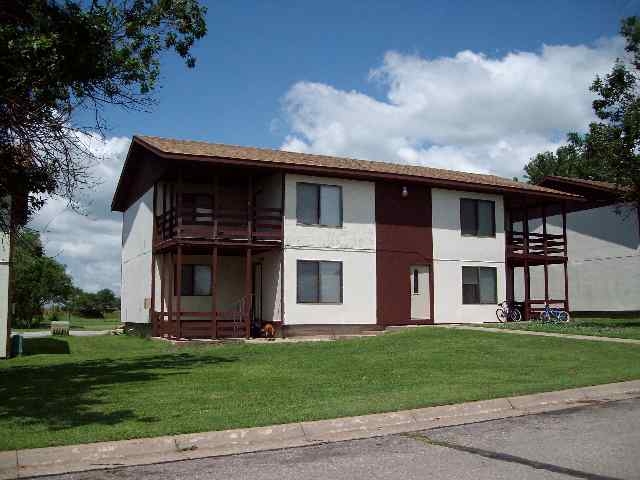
[168,252,173,336]
[245,248,252,338]
[150,183,157,334]
[524,260,530,321]
[160,253,165,337]
[247,175,253,242]
[177,170,183,237]
[542,205,549,305]
[212,175,218,239]
[211,246,218,339]
[562,202,569,312]
[176,245,182,339]
[523,207,529,255]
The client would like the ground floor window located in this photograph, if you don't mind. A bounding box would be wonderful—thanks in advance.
[462,266,497,304]
[177,264,212,296]
[297,260,343,304]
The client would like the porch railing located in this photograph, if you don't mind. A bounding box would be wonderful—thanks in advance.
[155,295,253,339]
[155,206,283,244]
[506,231,566,257]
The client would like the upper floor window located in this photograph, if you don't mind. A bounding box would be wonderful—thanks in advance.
[462,266,497,304]
[460,198,495,237]
[296,183,342,227]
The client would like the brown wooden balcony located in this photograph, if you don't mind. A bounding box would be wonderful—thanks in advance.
[154,205,283,248]
[506,231,567,265]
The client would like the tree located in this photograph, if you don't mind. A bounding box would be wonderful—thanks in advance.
[94,288,119,312]
[0,0,207,231]
[525,16,640,207]
[12,229,73,327]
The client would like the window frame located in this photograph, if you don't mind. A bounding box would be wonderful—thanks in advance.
[175,264,212,297]
[460,198,496,237]
[296,182,343,228]
[461,266,497,305]
[296,260,343,304]
[412,269,419,294]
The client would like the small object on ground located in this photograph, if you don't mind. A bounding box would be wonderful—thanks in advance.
[261,322,276,340]
[50,321,70,336]
[10,334,23,356]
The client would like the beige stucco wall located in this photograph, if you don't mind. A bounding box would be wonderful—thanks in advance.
[431,188,506,323]
[121,187,154,323]
[283,173,377,325]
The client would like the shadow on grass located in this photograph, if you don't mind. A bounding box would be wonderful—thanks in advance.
[576,319,640,329]
[0,347,237,432]
[23,338,71,356]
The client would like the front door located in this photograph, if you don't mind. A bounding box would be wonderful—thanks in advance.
[410,265,430,320]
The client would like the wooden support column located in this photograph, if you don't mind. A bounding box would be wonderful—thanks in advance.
[542,205,549,305]
[177,170,183,237]
[523,207,529,255]
[524,260,530,321]
[211,247,218,339]
[176,245,182,339]
[247,175,253,242]
[168,252,173,336]
[562,202,570,312]
[159,253,165,337]
[150,183,157,334]
[212,175,218,239]
[245,248,252,338]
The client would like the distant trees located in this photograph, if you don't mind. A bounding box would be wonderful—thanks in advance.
[12,229,120,326]
[13,229,73,327]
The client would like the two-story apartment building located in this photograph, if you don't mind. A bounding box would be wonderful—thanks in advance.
[112,135,582,338]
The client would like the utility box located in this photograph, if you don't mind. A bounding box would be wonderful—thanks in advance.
[10,334,23,357]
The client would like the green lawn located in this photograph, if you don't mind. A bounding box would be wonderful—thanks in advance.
[13,312,120,332]
[2,328,640,451]
[490,317,640,340]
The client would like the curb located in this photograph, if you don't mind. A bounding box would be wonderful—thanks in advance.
[2,380,640,479]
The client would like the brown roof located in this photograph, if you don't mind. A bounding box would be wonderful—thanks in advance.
[134,135,578,198]
[539,175,623,193]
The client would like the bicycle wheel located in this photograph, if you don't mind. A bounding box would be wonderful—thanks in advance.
[539,311,551,323]
[557,311,570,322]
[509,309,522,322]
[496,308,507,323]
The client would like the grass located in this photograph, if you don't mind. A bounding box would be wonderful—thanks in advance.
[488,317,640,340]
[2,328,640,451]
[13,312,120,332]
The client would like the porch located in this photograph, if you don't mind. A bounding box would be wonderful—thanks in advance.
[506,202,570,321]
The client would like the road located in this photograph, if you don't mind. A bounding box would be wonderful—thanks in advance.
[41,399,640,480]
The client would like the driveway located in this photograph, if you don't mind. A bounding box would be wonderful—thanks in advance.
[40,398,640,480]
[14,330,111,338]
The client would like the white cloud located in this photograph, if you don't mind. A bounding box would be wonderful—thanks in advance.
[29,134,130,294]
[281,37,624,178]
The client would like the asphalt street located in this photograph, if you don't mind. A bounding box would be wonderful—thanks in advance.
[39,398,640,480]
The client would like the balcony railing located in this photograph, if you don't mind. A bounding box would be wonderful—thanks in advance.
[507,231,566,257]
[155,206,283,244]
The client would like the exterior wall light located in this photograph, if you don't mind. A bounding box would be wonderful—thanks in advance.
[401,186,409,198]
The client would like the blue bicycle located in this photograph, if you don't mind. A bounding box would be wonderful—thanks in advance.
[538,304,570,323]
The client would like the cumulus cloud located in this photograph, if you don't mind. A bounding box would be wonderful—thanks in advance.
[281,37,624,178]
[29,134,130,294]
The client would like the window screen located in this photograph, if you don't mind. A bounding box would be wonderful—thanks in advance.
[460,199,495,236]
[296,183,342,227]
[297,260,343,303]
[462,267,497,304]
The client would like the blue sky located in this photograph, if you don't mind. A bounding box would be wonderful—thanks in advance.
[86,0,638,148]
[35,0,639,293]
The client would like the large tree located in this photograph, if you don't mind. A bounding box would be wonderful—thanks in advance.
[525,16,640,207]
[0,0,207,231]
[12,229,73,327]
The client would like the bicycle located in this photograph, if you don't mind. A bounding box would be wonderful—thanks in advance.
[495,301,522,323]
[537,304,570,323]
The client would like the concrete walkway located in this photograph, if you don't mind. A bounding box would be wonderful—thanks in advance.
[14,330,112,339]
[439,324,640,345]
[1,380,639,479]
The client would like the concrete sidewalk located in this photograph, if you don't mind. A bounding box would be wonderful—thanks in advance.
[440,324,640,344]
[2,380,640,479]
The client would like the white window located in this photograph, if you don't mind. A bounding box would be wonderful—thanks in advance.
[296,183,342,227]
[460,198,495,237]
[297,260,343,303]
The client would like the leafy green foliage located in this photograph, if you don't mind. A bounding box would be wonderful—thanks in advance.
[525,16,640,206]
[69,288,120,318]
[12,229,73,327]
[0,0,207,230]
